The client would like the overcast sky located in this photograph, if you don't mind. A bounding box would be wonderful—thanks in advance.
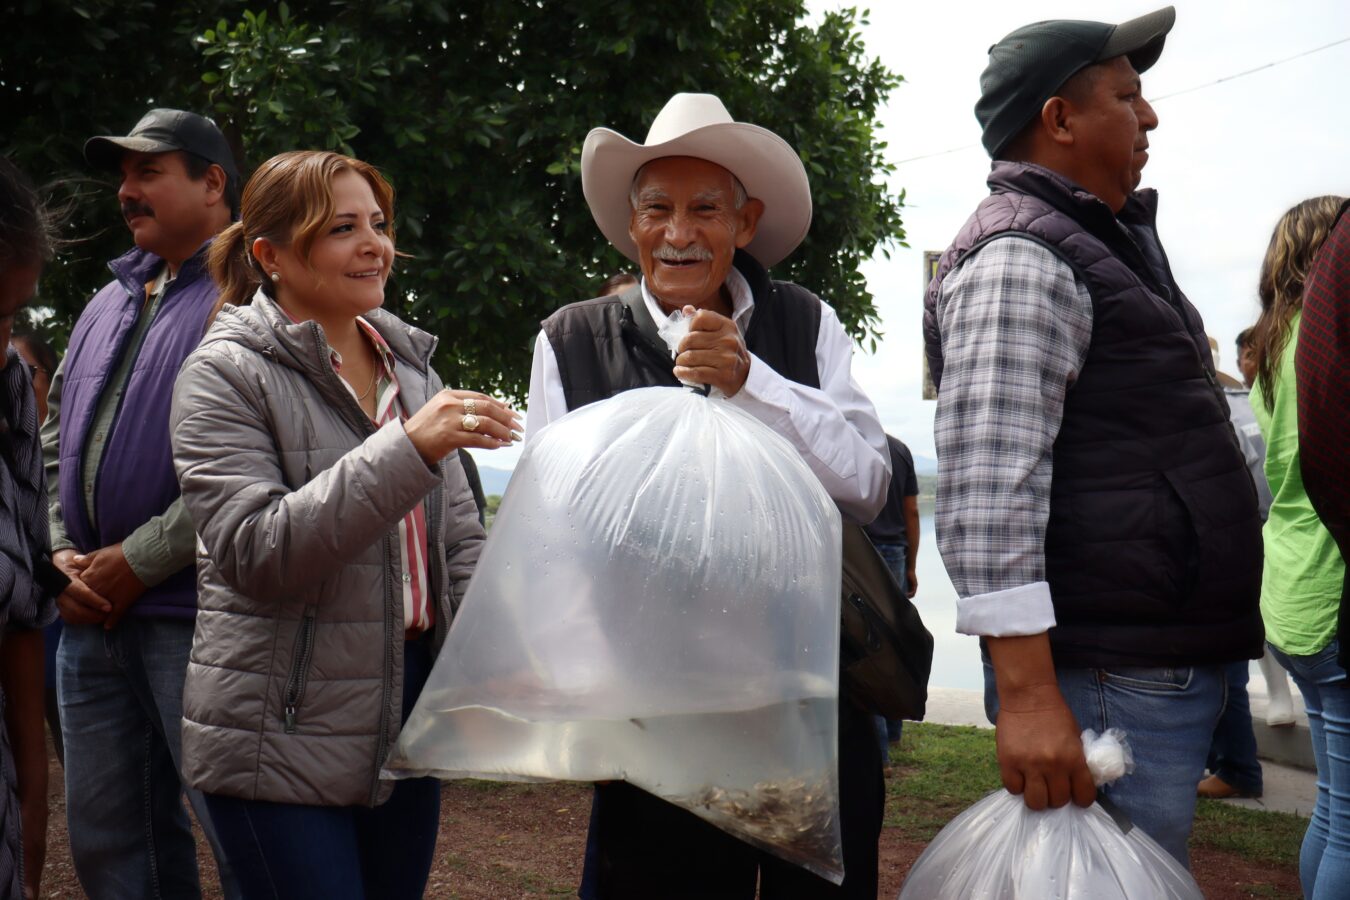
[818,0,1350,457]
[475,1,1349,471]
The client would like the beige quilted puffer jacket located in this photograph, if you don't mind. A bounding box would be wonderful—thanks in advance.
[170,293,483,806]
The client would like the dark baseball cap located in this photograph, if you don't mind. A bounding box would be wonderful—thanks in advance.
[84,108,240,181]
[975,6,1175,158]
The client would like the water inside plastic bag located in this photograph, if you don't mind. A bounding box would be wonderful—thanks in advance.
[384,387,845,881]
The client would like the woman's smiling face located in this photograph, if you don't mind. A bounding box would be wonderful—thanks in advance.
[264,169,394,319]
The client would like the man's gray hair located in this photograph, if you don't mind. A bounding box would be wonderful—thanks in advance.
[629,161,748,210]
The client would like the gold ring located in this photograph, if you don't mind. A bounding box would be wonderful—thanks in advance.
[461,414,480,433]
[464,398,477,416]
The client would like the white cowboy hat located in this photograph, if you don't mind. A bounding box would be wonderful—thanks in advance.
[581,93,812,268]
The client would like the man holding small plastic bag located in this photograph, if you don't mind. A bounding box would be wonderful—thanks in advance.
[924,6,1263,872]
[526,94,891,898]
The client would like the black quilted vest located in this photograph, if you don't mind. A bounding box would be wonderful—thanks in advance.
[542,250,822,409]
[924,162,1263,668]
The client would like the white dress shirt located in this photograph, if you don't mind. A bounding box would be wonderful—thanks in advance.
[526,268,891,523]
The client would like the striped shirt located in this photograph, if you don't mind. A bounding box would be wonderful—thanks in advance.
[316,316,434,633]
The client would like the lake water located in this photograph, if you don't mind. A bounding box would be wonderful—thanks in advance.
[908,511,1277,698]
[911,511,984,692]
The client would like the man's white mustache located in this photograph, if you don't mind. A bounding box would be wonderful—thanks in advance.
[654,245,713,262]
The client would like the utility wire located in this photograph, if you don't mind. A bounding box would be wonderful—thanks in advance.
[892,35,1350,166]
[1152,34,1350,100]
[893,143,978,165]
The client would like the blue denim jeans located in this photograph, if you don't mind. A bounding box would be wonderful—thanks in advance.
[1266,639,1350,900]
[983,659,1224,868]
[57,618,239,899]
[1207,659,1263,795]
[43,618,63,763]
[871,543,908,760]
[203,638,441,900]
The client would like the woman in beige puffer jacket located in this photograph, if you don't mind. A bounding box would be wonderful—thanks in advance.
[170,150,519,899]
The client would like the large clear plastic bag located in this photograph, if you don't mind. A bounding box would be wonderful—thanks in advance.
[384,386,846,882]
[898,730,1203,899]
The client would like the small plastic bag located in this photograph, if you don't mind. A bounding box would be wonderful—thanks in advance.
[655,307,701,389]
[897,729,1203,900]
[384,386,845,882]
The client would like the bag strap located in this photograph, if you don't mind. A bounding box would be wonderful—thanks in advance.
[618,285,667,355]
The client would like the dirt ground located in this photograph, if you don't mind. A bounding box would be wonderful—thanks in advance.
[38,748,1302,899]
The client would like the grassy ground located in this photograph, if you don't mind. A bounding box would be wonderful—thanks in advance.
[40,724,1306,897]
[1192,800,1308,870]
[883,722,1001,837]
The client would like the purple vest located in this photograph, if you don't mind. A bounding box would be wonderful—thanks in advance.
[57,241,218,618]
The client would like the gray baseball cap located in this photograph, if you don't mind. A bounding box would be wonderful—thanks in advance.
[85,108,240,181]
[975,6,1175,158]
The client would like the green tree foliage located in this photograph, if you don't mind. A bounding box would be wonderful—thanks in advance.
[2,0,904,399]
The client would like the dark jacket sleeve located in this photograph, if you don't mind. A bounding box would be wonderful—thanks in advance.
[1296,201,1350,668]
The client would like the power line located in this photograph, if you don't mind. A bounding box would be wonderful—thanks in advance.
[892,35,1350,166]
[1152,35,1350,100]
[893,143,978,165]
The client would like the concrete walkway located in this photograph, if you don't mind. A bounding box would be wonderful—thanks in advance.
[922,686,1318,817]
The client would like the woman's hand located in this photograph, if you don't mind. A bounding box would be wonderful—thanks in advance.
[404,389,520,466]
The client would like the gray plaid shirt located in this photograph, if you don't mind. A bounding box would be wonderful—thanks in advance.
[933,237,1093,637]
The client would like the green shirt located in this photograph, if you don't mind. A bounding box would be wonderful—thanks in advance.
[1251,311,1344,656]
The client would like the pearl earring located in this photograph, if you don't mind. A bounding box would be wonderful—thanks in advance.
[270,272,281,283]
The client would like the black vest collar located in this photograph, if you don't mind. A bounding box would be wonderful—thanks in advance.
[987,161,1171,298]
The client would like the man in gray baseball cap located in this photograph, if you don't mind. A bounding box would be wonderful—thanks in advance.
[45,108,242,897]
[922,6,1264,867]
[85,108,241,184]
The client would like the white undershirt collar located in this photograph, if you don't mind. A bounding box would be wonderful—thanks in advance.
[640,266,754,334]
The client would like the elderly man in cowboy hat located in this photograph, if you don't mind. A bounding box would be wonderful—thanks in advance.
[526,93,890,898]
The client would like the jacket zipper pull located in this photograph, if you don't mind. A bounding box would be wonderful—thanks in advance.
[284,704,297,733]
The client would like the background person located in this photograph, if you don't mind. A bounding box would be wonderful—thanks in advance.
[43,108,240,899]
[597,272,639,297]
[1296,199,1350,677]
[865,433,920,760]
[1237,326,1299,727]
[8,329,63,766]
[0,155,62,900]
[172,150,514,899]
[1197,335,1277,800]
[1250,195,1348,900]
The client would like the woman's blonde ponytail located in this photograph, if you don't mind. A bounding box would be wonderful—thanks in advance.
[206,220,260,326]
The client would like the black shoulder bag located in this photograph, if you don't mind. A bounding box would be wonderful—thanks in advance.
[839,524,933,720]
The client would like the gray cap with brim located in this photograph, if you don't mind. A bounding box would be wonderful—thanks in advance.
[84,108,240,181]
[975,6,1175,158]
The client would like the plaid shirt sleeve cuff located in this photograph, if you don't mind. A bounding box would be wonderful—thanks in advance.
[955,581,1056,636]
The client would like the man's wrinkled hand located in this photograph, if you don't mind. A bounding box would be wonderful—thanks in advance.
[53,548,110,626]
[994,683,1096,811]
[74,543,146,631]
[905,568,918,600]
[674,306,751,397]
